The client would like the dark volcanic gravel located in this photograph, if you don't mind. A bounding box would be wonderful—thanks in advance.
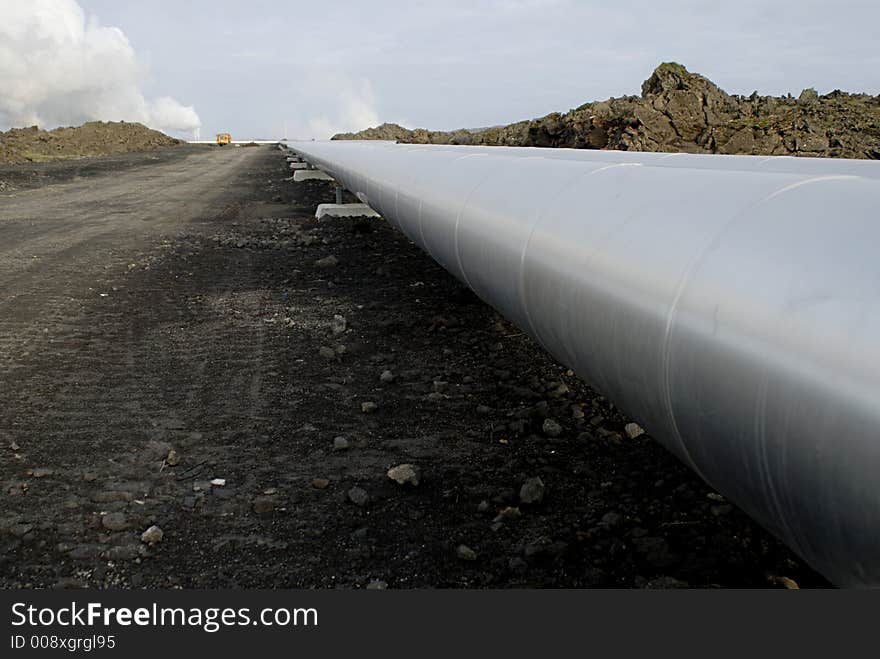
[0,145,201,194]
[0,146,829,588]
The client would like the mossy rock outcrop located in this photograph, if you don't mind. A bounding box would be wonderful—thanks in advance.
[334,63,880,159]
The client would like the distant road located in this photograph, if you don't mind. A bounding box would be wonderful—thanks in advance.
[0,146,264,374]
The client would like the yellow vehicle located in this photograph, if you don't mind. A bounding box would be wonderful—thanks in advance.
[216,132,232,146]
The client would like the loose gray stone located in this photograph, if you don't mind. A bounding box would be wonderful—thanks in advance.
[331,315,347,335]
[379,370,395,383]
[519,477,545,504]
[455,544,477,561]
[600,512,623,527]
[493,506,522,523]
[550,383,570,397]
[542,418,562,437]
[315,255,339,268]
[361,401,378,414]
[348,487,369,506]
[333,436,350,451]
[624,422,645,439]
[387,464,420,487]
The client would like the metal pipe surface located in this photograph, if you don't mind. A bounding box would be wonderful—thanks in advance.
[289,140,880,587]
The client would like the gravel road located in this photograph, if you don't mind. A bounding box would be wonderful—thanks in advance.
[0,145,828,588]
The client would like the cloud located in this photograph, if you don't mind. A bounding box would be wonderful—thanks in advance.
[0,0,200,137]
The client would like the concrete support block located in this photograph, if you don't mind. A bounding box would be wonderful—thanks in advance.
[293,170,335,182]
[289,162,309,170]
[315,203,380,220]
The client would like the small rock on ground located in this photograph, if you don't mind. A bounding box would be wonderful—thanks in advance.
[769,575,800,589]
[387,464,420,486]
[348,486,369,506]
[600,512,623,527]
[519,477,545,504]
[315,255,339,268]
[455,544,477,561]
[331,315,347,335]
[493,506,522,522]
[141,525,164,544]
[542,419,562,437]
[624,422,645,439]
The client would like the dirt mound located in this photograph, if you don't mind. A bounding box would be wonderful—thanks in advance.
[0,121,182,164]
[334,63,880,159]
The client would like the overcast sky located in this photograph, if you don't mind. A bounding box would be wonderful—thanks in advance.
[6,1,880,139]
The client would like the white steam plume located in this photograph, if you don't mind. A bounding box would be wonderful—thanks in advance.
[0,0,200,137]
[302,74,380,139]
